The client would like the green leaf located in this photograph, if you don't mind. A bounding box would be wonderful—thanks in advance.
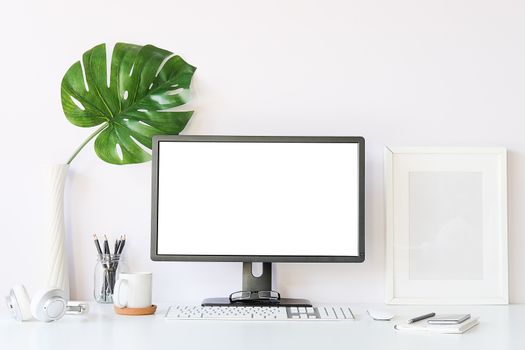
[61,43,196,164]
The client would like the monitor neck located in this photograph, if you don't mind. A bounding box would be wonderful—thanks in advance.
[242,262,272,292]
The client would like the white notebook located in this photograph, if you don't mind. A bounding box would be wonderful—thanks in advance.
[394,317,479,334]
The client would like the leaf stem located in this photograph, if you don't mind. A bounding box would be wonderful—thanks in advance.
[66,124,108,165]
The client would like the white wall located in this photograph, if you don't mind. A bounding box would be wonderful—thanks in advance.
[1,0,525,306]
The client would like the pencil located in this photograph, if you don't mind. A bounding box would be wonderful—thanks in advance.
[118,235,126,254]
[103,234,110,255]
[93,234,103,256]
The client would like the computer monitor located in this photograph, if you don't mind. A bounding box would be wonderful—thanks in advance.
[151,136,365,306]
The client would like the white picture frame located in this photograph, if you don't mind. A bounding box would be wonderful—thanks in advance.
[385,147,508,304]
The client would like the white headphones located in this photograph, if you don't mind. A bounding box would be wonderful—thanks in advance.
[6,285,67,322]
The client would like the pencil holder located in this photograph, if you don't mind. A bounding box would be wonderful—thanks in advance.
[94,254,127,304]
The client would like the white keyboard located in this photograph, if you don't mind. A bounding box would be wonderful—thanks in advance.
[165,305,355,321]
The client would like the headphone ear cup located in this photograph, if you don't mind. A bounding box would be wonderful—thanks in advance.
[6,285,33,321]
[30,288,67,322]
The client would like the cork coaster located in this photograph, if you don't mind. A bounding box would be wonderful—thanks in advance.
[114,305,157,316]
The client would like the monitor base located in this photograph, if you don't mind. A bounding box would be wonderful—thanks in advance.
[201,297,312,307]
[201,262,312,307]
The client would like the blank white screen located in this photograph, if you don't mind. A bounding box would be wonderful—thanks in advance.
[156,142,360,256]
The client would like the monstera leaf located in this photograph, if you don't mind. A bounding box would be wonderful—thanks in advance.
[61,43,196,165]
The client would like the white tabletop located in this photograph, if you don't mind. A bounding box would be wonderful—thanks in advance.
[1,303,524,350]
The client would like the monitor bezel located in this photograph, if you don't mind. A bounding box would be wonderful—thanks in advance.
[150,135,365,263]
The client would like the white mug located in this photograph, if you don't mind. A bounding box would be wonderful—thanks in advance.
[113,272,152,308]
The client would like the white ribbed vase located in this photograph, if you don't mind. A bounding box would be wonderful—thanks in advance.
[45,164,70,299]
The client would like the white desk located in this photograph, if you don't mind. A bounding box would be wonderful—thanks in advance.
[1,303,524,350]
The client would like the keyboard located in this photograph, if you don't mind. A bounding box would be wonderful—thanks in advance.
[165,305,355,321]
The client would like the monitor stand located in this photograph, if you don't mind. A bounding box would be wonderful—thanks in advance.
[202,262,312,307]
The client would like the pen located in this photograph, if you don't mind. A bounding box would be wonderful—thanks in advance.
[407,312,435,324]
